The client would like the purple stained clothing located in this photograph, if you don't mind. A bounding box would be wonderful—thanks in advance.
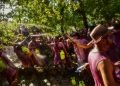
[1,53,16,69]
[53,54,61,65]
[53,42,62,65]
[112,31,120,49]
[115,67,120,81]
[88,48,108,86]
[52,42,66,65]
[2,66,17,83]
[74,38,88,64]
[0,53,17,83]
[106,46,120,63]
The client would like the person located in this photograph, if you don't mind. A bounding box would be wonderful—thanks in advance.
[68,32,88,65]
[28,35,41,52]
[111,19,120,57]
[14,45,33,68]
[28,35,45,66]
[0,46,18,86]
[49,36,67,67]
[88,24,120,86]
[59,36,70,68]
[66,37,77,66]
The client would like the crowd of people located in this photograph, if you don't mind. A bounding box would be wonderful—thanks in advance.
[0,19,120,86]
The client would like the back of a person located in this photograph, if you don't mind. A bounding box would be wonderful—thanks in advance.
[88,48,106,86]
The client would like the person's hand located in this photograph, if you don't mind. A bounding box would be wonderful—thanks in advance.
[83,63,89,69]
[76,63,89,73]
[114,61,120,67]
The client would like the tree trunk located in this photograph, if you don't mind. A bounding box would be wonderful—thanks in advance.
[81,11,88,29]
[79,0,88,29]
[60,6,65,34]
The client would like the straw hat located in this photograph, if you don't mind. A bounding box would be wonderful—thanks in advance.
[90,24,108,43]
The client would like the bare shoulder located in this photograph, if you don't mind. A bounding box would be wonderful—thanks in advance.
[97,59,113,71]
[97,59,119,86]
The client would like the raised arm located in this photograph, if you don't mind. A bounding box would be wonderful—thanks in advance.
[76,40,93,49]
[67,35,93,49]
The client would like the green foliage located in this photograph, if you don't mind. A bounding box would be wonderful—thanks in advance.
[0,21,17,45]
[84,0,120,23]
[4,0,84,34]
[0,59,6,72]
[0,0,120,41]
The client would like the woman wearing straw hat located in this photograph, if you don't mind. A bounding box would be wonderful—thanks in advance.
[88,24,120,86]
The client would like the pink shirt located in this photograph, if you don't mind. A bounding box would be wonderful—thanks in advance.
[88,48,107,86]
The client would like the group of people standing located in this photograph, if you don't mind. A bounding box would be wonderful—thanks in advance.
[48,19,120,86]
[0,19,120,86]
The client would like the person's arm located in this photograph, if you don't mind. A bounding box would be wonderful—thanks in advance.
[76,40,93,49]
[67,35,93,49]
[97,59,120,86]
[114,61,120,67]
